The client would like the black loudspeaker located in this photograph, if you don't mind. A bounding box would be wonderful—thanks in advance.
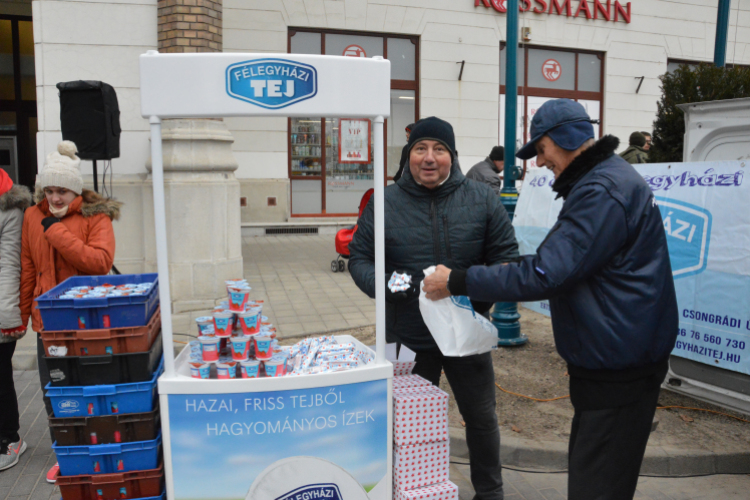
[57,81,121,160]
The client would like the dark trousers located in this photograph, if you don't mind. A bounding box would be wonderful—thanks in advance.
[413,351,504,500]
[0,341,20,447]
[567,380,662,500]
[36,334,54,421]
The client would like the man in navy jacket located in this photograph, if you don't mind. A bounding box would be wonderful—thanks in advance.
[424,99,679,500]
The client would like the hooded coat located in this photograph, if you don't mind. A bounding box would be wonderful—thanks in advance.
[0,185,33,341]
[348,158,519,352]
[20,189,121,332]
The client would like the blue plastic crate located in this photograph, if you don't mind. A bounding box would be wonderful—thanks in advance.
[46,357,163,418]
[36,274,159,331]
[53,433,162,476]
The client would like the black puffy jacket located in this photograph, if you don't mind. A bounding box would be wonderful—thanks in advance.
[458,136,679,373]
[348,160,519,352]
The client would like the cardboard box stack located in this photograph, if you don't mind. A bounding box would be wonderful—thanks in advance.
[392,362,459,500]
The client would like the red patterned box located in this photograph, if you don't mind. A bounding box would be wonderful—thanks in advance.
[393,361,416,376]
[394,374,432,391]
[393,440,450,491]
[395,480,459,500]
[393,386,449,446]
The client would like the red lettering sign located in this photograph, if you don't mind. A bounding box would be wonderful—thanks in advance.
[475,0,630,23]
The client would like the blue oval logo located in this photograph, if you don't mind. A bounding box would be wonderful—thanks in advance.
[226,59,318,109]
[276,484,342,500]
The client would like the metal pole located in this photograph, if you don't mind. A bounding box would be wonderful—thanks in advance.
[492,0,527,347]
[714,0,732,67]
[149,116,176,377]
[92,160,99,193]
[373,116,386,365]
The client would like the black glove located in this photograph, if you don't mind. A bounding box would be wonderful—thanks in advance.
[385,270,418,303]
[41,217,61,232]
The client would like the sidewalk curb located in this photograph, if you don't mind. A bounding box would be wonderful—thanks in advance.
[449,427,750,476]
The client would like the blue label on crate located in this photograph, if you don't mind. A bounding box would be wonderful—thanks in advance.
[57,399,80,414]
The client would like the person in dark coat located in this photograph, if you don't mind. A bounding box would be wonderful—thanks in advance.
[349,117,518,500]
[620,131,649,164]
[466,146,504,195]
[392,122,415,182]
[423,99,679,500]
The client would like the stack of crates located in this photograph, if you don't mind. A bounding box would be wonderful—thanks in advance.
[36,274,165,500]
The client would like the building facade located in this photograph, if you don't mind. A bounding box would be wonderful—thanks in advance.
[1,0,749,270]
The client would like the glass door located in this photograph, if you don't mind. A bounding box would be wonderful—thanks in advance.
[324,118,374,214]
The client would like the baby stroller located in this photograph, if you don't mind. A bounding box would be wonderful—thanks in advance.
[331,188,374,273]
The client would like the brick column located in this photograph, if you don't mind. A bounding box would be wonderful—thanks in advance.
[158,0,222,53]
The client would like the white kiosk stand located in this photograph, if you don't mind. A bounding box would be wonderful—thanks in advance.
[139,52,392,500]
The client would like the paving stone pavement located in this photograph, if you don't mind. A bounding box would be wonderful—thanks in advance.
[2,371,58,500]
[242,234,375,338]
[449,461,750,499]
[5,370,750,500]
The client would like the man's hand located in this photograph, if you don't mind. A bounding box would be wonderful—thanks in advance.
[423,265,452,301]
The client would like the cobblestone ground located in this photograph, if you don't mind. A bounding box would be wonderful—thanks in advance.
[242,234,375,338]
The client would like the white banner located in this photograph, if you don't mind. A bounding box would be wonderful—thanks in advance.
[512,168,563,316]
[513,161,750,375]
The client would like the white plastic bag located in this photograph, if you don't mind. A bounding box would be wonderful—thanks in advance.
[418,266,498,357]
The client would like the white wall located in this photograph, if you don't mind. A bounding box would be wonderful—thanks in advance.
[223,0,750,170]
[32,0,157,178]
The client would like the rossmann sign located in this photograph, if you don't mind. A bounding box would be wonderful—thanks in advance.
[475,0,632,23]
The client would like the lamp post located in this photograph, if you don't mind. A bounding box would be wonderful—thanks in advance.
[714,0,732,67]
[491,0,528,346]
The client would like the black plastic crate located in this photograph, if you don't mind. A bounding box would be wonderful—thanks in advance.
[45,332,163,387]
[49,406,160,446]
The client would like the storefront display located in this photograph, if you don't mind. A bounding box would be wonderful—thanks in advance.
[499,44,604,171]
[288,29,418,216]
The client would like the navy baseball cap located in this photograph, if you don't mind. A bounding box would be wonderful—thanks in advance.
[516,99,595,160]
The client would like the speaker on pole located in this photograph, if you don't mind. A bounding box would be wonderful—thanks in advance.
[57,81,121,161]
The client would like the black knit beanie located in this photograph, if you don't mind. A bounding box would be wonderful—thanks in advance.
[406,117,456,157]
[489,146,505,162]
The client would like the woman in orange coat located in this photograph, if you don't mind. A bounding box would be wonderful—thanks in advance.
[20,141,120,482]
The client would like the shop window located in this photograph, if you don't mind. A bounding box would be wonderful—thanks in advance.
[577,54,602,93]
[1,15,37,189]
[499,45,604,171]
[288,29,419,216]
[19,21,34,101]
[527,48,575,91]
[387,90,415,178]
[388,38,415,80]
[0,20,14,101]
[325,34,383,58]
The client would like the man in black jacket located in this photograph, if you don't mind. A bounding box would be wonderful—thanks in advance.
[466,146,504,195]
[423,100,679,500]
[349,117,518,500]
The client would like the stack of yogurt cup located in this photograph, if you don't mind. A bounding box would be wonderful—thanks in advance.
[189,279,287,380]
[58,283,152,299]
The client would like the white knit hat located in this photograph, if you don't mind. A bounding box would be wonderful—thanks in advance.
[40,141,84,194]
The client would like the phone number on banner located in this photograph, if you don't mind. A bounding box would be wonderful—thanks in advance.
[673,325,750,371]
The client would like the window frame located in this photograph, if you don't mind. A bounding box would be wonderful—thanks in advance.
[287,27,419,217]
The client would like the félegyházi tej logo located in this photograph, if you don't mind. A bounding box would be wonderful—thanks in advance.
[227,59,317,109]
[276,484,342,500]
[656,197,711,279]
